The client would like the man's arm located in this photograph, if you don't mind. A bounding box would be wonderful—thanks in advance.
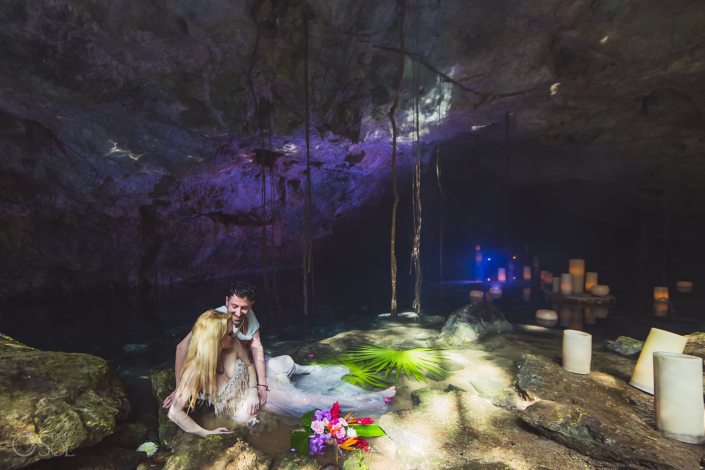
[249,330,268,406]
[162,331,192,408]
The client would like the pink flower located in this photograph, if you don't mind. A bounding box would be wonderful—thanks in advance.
[335,427,346,439]
[309,355,314,357]
[384,397,392,402]
[337,418,348,427]
[311,420,325,434]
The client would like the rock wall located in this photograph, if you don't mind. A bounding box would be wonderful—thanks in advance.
[0,0,703,299]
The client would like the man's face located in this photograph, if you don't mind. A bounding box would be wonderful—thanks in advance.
[225,295,253,327]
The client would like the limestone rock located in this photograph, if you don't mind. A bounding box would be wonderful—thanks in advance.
[149,369,181,449]
[514,353,702,468]
[161,435,271,470]
[439,303,512,347]
[469,378,520,410]
[606,336,644,356]
[420,315,446,327]
[0,333,130,470]
[271,450,320,470]
[684,332,705,360]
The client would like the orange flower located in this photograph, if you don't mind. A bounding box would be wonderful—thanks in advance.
[338,438,358,450]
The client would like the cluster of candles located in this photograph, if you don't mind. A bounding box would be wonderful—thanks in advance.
[535,259,610,297]
[555,326,704,444]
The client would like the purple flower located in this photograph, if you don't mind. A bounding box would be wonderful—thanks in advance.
[314,409,332,422]
[308,434,327,455]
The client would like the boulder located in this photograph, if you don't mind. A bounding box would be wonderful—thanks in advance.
[420,315,446,327]
[605,336,644,356]
[439,303,512,347]
[0,333,130,470]
[515,353,703,468]
[161,435,271,470]
[149,369,181,449]
[684,332,705,360]
[271,450,320,470]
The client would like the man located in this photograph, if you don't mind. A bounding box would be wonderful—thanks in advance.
[162,280,270,413]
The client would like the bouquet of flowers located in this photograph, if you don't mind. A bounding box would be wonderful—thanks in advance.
[290,402,385,456]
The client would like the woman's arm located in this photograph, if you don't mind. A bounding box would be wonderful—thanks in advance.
[167,369,233,437]
[233,339,260,416]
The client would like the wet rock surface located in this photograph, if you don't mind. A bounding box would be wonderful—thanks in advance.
[0,333,130,470]
[439,303,512,346]
[270,451,320,470]
[605,336,644,356]
[161,434,271,470]
[684,332,705,360]
[515,353,703,469]
[149,369,181,450]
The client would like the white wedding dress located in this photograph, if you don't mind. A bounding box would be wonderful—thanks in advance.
[205,358,394,421]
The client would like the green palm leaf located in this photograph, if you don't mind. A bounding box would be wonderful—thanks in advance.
[307,355,389,389]
[345,345,449,383]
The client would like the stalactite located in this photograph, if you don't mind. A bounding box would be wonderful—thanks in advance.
[388,0,405,319]
[302,7,314,316]
[410,5,422,314]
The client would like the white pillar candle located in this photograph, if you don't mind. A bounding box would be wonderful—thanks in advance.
[630,328,687,394]
[562,330,592,374]
[522,287,531,301]
[552,277,561,293]
[585,272,598,292]
[523,266,531,281]
[569,259,585,294]
[498,268,506,283]
[536,309,558,321]
[591,285,610,296]
[561,273,573,296]
[536,318,558,328]
[653,352,705,444]
[489,287,502,299]
[654,286,669,301]
[676,281,693,293]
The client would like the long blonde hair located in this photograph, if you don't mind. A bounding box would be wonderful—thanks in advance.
[178,309,231,411]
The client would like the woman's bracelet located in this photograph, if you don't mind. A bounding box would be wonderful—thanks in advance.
[256,384,270,391]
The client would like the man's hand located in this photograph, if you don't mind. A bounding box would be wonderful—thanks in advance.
[246,388,260,416]
[163,391,175,409]
[258,386,268,406]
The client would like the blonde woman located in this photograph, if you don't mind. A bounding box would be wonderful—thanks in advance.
[168,310,395,436]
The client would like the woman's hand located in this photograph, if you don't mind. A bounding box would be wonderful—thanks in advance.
[198,427,234,438]
[245,388,260,416]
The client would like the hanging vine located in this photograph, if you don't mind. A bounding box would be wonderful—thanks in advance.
[302,7,315,315]
[389,0,405,318]
[410,4,422,314]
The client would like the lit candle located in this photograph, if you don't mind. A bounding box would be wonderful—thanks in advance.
[630,328,687,394]
[569,259,585,294]
[475,245,482,265]
[469,290,484,302]
[536,309,558,321]
[522,287,531,301]
[585,272,598,292]
[562,330,592,374]
[654,286,669,301]
[523,266,531,281]
[590,285,609,297]
[552,277,561,293]
[489,287,502,299]
[653,352,705,444]
[540,270,548,282]
[561,273,573,296]
[545,273,554,285]
[676,281,693,293]
[498,268,506,283]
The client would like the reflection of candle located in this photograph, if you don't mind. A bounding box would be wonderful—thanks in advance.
[591,285,609,296]
[523,287,531,301]
[593,307,609,318]
[630,328,687,394]
[540,271,547,282]
[585,308,596,324]
[545,273,554,285]
[569,259,585,294]
[489,287,502,299]
[676,281,693,293]
[653,352,705,444]
[537,318,558,327]
[561,274,573,296]
[498,268,506,283]
[552,277,561,293]
[560,307,571,327]
[654,299,669,316]
[523,266,531,281]
[562,330,592,374]
[585,272,598,292]
[569,306,583,331]
[654,286,669,301]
